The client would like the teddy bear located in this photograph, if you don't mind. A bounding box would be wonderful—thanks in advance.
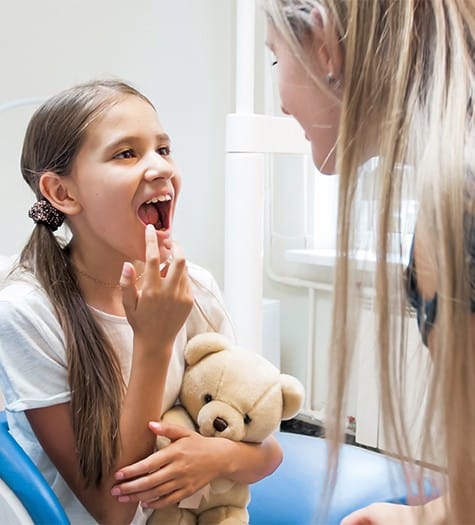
[148,331,305,525]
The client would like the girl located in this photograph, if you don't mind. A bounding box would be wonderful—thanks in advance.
[263,1,474,524]
[0,79,282,525]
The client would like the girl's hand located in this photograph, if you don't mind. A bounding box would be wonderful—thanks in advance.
[120,224,193,347]
[111,421,227,509]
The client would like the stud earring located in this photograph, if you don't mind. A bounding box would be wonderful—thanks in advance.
[327,73,341,90]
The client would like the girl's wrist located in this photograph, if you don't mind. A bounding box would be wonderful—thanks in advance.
[131,339,174,373]
[134,336,174,356]
[214,438,242,478]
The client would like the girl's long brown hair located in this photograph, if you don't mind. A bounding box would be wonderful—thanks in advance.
[20,79,154,486]
[264,1,475,522]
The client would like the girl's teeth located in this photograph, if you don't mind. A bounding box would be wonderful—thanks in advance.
[145,195,171,204]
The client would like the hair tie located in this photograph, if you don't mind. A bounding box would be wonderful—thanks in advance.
[28,199,65,232]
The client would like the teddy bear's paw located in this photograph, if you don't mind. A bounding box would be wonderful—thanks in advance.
[198,506,249,525]
[148,506,196,525]
[210,477,235,495]
[155,435,171,450]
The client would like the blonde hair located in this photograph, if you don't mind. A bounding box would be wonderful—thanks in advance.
[20,79,154,486]
[264,1,475,522]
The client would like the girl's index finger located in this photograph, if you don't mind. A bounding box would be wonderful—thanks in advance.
[144,224,161,267]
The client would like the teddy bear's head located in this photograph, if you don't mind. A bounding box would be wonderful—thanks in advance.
[180,332,305,443]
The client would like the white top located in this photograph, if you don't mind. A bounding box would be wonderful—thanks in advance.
[0,262,234,525]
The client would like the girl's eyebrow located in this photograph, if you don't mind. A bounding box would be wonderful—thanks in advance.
[103,132,171,151]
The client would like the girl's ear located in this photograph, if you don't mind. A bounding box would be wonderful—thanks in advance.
[310,5,343,83]
[39,172,82,216]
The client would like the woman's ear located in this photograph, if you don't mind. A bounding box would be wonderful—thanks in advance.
[310,5,343,83]
[39,172,82,216]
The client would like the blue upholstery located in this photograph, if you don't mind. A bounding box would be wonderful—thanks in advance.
[249,431,435,525]
[0,411,70,525]
[0,412,433,525]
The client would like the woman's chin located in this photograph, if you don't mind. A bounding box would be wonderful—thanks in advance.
[312,148,337,176]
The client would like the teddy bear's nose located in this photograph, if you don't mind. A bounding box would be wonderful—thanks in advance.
[213,417,228,432]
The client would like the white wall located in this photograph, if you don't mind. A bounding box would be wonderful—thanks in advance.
[0,1,337,412]
[0,0,235,284]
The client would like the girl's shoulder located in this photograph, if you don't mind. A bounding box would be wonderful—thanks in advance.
[186,261,217,289]
[0,255,16,283]
[185,262,235,340]
[186,262,224,300]
[1,266,42,292]
[0,270,53,320]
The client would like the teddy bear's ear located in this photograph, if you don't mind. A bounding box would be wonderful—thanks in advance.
[185,332,231,366]
[280,374,305,420]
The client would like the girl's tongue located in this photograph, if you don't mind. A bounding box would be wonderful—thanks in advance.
[138,203,161,229]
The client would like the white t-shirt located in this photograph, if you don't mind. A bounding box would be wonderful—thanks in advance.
[0,262,234,525]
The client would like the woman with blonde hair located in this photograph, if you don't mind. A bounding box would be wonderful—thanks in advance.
[263,0,474,523]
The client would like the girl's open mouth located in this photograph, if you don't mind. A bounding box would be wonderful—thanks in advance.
[137,194,172,231]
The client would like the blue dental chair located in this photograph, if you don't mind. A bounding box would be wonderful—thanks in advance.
[0,409,434,525]
[248,431,436,525]
[0,411,70,524]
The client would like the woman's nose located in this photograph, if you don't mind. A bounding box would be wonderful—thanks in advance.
[143,153,174,181]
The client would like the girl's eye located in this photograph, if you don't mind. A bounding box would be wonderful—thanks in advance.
[157,145,171,156]
[115,149,135,160]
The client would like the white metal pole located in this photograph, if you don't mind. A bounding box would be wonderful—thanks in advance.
[224,152,264,351]
[224,0,263,351]
[235,0,255,114]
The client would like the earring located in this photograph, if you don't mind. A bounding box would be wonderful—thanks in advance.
[327,73,341,90]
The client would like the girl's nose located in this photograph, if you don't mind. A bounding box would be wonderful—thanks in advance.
[143,153,174,181]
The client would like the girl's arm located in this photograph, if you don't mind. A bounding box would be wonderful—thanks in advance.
[26,337,174,525]
[110,421,283,510]
[27,402,148,525]
[27,227,193,525]
[26,336,175,525]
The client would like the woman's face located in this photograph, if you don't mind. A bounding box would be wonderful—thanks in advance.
[66,94,181,264]
[266,20,341,174]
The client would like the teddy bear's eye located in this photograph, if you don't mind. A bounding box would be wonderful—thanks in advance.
[203,394,213,403]
[243,414,252,425]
